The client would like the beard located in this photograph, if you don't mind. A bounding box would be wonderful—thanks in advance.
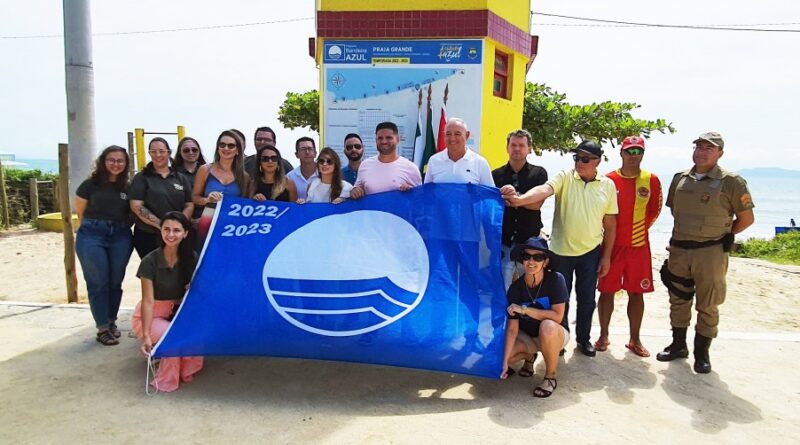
[377,145,395,156]
[346,151,363,162]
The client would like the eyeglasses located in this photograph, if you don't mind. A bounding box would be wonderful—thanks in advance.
[317,158,334,166]
[261,155,279,163]
[218,142,237,150]
[521,252,548,262]
[297,146,315,153]
[182,148,199,153]
[573,154,599,164]
[623,148,644,156]
[345,143,362,150]
[255,137,274,143]
[105,159,126,165]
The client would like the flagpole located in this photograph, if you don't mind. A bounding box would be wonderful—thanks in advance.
[411,89,423,161]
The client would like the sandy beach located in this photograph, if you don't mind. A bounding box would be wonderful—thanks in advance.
[1,227,799,443]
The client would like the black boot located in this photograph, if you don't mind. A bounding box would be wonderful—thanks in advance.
[693,334,712,374]
[656,327,689,362]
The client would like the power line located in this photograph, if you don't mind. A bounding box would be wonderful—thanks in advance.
[0,17,313,40]
[531,12,800,33]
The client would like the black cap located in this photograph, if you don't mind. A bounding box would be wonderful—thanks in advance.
[572,140,603,157]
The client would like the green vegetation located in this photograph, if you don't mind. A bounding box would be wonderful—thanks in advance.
[733,232,800,265]
[277,83,676,154]
[1,168,58,183]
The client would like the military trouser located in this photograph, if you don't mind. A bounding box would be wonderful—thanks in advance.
[665,244,728,338]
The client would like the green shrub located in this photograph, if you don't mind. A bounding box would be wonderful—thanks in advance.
[733,232,800,265]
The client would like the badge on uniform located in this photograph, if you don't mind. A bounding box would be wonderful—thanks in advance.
[700,192,711,203]
[637,187,650,198]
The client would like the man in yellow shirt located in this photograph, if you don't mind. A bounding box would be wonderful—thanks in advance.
[503,140,617,357]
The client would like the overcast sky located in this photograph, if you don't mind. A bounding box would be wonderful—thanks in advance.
[1,0,797,178]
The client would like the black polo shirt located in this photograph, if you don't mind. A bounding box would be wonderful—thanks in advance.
[492,162,548,246]
[76,179,130,224]
[129,169,193,233]
[137,247,198,301]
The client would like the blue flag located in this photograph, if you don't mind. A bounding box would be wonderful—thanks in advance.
[153,183,507,379]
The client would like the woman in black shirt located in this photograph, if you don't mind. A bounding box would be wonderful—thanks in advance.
[74,146,134,346]
[251,145,297,202]
[502,236,570,398]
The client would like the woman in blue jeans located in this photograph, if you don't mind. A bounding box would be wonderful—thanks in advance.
[75,146,134,346]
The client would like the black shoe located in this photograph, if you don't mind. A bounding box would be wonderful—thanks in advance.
[656,327,689,362]
[578,341,596,357]
[693,334,712,374]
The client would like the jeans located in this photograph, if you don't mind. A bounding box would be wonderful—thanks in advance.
[550,245,602,344]
[75,219,133,329]
[501,244,522,290]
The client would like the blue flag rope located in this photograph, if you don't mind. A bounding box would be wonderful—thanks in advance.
[152,183,507,379]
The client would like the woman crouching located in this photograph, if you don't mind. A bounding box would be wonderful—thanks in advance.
[132,211,202,392]
[501,236,570,398]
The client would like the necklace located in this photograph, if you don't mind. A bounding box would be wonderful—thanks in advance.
[524,273,544,305]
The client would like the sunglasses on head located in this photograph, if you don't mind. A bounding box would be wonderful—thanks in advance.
[317,157,334,166]
[345,143,362,150]
[573,154,599,164]
[182,148,199,153]
[521,252,548,262]
[623,148,644,156]
[218,142,237,150]
[260,155,279,163]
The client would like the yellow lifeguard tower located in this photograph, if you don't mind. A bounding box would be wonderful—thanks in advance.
[314,0,538,168]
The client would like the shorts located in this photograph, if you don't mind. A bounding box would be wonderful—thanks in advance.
[517,323,570,352]
[597,244,655,294]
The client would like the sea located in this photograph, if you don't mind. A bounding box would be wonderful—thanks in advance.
[5,157,797,245]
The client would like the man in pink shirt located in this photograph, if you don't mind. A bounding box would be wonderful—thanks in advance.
[350,122,422,198]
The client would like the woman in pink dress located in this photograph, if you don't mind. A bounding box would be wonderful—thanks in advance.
[132,211,203,392]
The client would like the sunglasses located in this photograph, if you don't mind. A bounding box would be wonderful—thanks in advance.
[218,142,237,150]
[521,252,548,262]
[260,155,279,163]
[573,154,599,164]
[345,143,362,150]
[182,148,199,153]
[623,148,644,156]
[317,158,334,166]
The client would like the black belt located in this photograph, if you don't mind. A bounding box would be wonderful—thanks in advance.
[670,233,734,252]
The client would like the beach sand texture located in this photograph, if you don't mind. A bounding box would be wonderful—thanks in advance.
[1,228,799,443]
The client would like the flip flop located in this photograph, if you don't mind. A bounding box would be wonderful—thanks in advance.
[594,338,610,352]
[625,342,651,358]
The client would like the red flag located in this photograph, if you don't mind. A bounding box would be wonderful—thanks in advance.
[436,105,447,152]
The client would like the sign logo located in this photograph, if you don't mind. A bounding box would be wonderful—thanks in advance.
[438,44,463,62]
[327,45,343,60]
[468,47,478,59]
[262,211,429,337]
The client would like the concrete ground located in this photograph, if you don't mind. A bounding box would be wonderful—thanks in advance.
[1,302,798,444]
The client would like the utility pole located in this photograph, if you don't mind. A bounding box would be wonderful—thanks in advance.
[63,0,96,203]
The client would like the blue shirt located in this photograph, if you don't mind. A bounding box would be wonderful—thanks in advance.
[342,164,358,185]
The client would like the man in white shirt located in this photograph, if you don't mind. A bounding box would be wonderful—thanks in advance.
[351,122,422,199]
[286,137,319,200]
[423,117,494,186]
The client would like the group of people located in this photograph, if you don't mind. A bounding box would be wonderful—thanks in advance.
[73,116,754,395]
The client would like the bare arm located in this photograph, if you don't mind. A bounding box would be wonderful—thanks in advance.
[139,278,155,356]
[598,214,617,278]
[130,199,161,229]
[732,209,755,234]
[74,196,88,225]
[504,184,554,208]
[287,180,298,203]
[519,302,566,325]
[192,164,211,207]
[501,318,519,379]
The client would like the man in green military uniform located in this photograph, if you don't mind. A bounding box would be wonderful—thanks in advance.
[657,132,754,373]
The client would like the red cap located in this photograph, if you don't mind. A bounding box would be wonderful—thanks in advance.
[621,136,646,150]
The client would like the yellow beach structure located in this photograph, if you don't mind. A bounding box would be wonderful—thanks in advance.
[314,0,538,168]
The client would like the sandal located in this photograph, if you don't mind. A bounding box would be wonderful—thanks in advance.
[625,342,651,358]
[96,330,119,346]
[518,353,537,377]
[109,322,121,339]
[533,377,557,398]
[594,337,610,352]
[504,367,516,378]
